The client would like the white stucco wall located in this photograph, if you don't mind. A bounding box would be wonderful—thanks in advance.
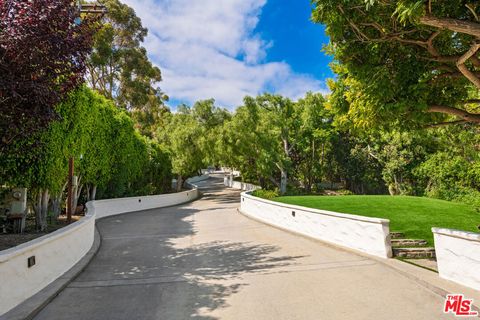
[0,177,205,316]
[223,176,260,191]
[240,192,392,258]
[92,187,198,219]
[186,174,211,184]
[0,214,95,316]
[433,228,480,291]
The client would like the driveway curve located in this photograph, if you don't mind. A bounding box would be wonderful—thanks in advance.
[35,177,451,320]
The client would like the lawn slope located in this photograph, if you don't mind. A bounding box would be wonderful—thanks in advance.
[273,195,480,245]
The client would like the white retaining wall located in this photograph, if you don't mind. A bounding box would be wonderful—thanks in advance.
[0,214,95,317]
[240,192,392,258]
[0,176,206,316]
[433,228,480,291]
[223,176,260,191]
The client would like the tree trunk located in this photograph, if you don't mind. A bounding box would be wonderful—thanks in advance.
[280,169,287,195]
[41,190,50,230]
[35,189,50,231]
[72,184,83,214]
[91,185,97,201]
[278,136,291,195]
[52,181,67,219]
[51,196,61,219]
[72,176,83,215]
[176,175,183,192]
[34,190,42,231]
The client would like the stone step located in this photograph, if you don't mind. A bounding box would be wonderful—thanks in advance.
[391,239,428,247]
[392,247,436,259]
[390,232,405,239]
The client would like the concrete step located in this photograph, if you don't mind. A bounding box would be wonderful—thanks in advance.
[391,239,428,247]
[392,247,436,259]
[390,232,405,239]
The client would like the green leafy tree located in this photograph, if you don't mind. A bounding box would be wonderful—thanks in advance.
[86,0,166,112]
[191,99,231,166]
[217,99,268,185]
[415,125,480,207]
[158,111,204,191]
[313,0,480,129]
[293,93,334,192]
[218,94,298,194]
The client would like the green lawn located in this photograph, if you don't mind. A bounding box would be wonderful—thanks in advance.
[273,195,480,245]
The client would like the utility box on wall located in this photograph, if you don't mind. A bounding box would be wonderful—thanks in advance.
[9,188,27,216]
[7,188,27,233]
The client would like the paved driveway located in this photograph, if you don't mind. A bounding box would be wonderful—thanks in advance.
[35,178,451,320]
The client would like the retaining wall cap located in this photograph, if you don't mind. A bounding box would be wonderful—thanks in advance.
[241,191,390,225]
[92,187,194,204]
[432,227,480,241]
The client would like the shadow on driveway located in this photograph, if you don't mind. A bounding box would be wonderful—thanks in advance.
[34,188,303,320]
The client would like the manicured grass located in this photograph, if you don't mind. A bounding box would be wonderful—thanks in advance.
[273,195,480,245]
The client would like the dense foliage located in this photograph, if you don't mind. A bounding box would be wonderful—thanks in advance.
[1,87,172,230]
[312,0,480,129]
[207,91,480,209]
[2,0,479,234]
[86,0,167,115]
[158,99,230,191]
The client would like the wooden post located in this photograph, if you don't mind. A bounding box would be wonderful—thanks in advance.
[67,157,74,224]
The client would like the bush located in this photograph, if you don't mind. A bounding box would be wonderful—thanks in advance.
[251,189,279,200]
[337,189,355,195]
[427,185,480,210]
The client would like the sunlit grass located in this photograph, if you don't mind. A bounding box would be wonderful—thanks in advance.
[273,195,480,245]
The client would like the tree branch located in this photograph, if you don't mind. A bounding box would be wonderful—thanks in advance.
[470,55,480,68]
[425,30,441,57]
[456,43,480,89]
[427,105,480,123]
[464,99,480,104]
[419,15,480,38]
[465,4,479,22]
[426,120,468,128]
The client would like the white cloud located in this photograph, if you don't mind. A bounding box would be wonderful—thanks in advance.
[123,0,328,109]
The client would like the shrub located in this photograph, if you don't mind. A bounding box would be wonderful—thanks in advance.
[337,189,355,195]
[251,189,279,200]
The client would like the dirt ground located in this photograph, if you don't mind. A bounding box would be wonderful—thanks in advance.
[0,215,82,251]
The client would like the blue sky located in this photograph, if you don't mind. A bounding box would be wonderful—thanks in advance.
[122,0,333,110]
[255,0,333,81]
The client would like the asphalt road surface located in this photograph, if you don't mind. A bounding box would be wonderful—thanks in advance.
[34,177,451,320]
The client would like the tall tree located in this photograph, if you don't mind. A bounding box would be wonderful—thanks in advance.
[86,0,166,112]
[256,94,298,194]
[293,93,334,192]
[313,0,480,128]
[191,99,231,166]
[158,110,204,192]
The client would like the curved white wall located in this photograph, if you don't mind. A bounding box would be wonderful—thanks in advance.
[433,228,480,291]
[0,214,95,317]
[92,188,198,219]
[0,177,206,316]
[224,176,259,191]
[240,192,392,258]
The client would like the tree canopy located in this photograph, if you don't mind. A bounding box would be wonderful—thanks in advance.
[312,0,480,129]
[86,0,166,111]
